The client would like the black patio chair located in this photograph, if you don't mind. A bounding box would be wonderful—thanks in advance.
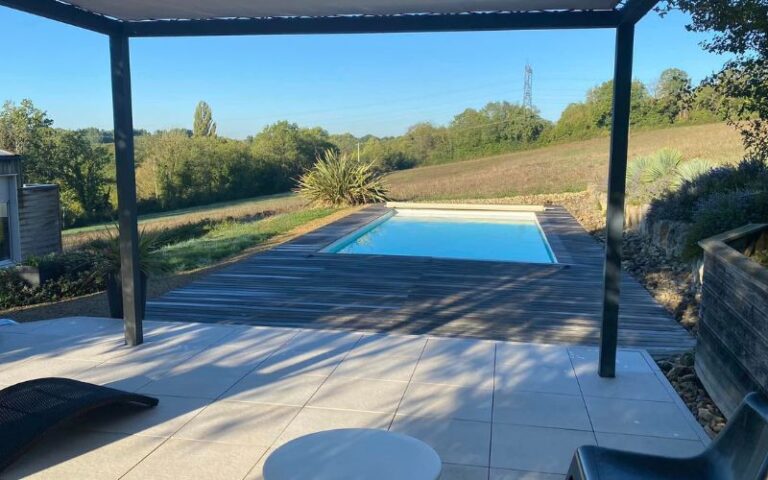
[0,377,158,473]
[567,392,768,480]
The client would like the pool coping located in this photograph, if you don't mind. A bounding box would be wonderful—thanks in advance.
[386,202,547,212]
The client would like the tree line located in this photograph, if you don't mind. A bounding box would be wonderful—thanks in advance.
[0,68,732,227]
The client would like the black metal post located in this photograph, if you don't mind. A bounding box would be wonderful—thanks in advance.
[598,22,635,377]
[109,34,143,346]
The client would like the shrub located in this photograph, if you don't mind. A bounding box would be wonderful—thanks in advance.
[683,191,768,259]
[295,149,388,207]
[647,157,768,223]
[1,251,104,310]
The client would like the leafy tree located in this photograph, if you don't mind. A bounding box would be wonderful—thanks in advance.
[193,101,217,137]
[250,121,335,188]
[0,99,55,181]
[48,130,113,223]
[660,0,768,157]
[655,68,692,121]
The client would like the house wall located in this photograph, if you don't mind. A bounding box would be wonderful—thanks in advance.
[18,184,62,259]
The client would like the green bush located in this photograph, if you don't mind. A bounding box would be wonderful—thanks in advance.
[683,191,768,259]
[1,251,104,310]
[295,149,388,207]
[648,157,768,223]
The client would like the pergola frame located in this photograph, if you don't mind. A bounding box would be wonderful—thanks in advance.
[0,0,658,377]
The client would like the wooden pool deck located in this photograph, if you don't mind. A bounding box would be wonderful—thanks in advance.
[146,205,695,356]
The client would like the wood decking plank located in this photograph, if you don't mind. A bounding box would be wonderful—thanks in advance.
[146,205,694,356]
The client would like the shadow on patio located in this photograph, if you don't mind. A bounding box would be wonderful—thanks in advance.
[0,317,707,479]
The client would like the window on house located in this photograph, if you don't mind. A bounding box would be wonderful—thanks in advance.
[0,178,11,262]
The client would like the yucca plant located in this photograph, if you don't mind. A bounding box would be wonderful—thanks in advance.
[673,158,717,187]
[87,226,169,319]
[644,148,684,183]
[295,149,389,207]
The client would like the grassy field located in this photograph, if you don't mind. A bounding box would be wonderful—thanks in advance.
[158,208,336,272]
[384,123,744,201]
[63,193,306,249]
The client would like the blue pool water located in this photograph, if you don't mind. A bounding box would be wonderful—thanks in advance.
[324,210,556,264]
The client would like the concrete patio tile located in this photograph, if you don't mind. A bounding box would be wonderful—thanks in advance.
[44,337,135,363]
[1,430,165,480]
[439,463,489,480]
[490,424,595,474]
[143,322,237,347]
[495,365,580,395]
[102,341,207,370]
[398,383,493,422]
[138,363,250,399]
[568,347,651,374]
[0,358,101,385]
[332,353,418,381]
[254,348,348,377]
[26,317,125,338]
[490,469,566,480]
[123,438,266,480]
[275,407,392,446]
[422,337,496,360]
[493,390,591,430]
[352,334,427,359]
[308,376,408,413]
[75,395,210,437]
[174,401,299,446]
[595,432,705,457]
[71,359,171,392]
[391,415,491,467]
[183,328,294,370]
[574,369,672,402]
[585,396,700,440]
[496,343,572,370]
[412,355,494,389]
[243,447,274,480]
[223,372,327,406]
[280,330,362,353]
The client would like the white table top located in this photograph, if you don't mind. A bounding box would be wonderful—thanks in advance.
[263,428,442,480]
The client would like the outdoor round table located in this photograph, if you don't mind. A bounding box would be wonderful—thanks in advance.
[263,428,442,480]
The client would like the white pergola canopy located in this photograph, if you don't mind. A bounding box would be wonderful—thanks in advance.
[60,0,621,21]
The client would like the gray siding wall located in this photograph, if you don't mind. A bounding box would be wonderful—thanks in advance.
[696,225,768,417]
[0,157,21,177]
[18,184,62,259]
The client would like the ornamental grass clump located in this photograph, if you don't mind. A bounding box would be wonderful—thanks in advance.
[295,149,388,207]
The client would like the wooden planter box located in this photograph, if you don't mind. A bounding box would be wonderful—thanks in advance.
[696,224,768,417]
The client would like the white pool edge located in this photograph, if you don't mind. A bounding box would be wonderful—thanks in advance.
[321,207,558,264]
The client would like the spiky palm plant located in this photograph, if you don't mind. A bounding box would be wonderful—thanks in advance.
[674,158,717,187]
[644,148,684,183]
[295,149,388,207]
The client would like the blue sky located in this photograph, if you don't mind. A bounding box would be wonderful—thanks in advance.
[0,7,726,138]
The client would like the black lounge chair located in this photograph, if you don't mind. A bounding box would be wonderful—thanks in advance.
[567,392,768,480]
[0,377,158,473]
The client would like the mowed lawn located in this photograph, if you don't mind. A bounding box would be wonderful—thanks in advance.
[385,123,744,200]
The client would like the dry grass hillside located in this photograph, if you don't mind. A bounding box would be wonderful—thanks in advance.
[385,123,744,201]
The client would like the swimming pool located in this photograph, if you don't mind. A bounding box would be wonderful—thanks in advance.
[323,208,556,264]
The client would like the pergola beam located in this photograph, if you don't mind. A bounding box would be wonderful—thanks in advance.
[0,0,121,35]
[599,21,635,377]
[109,35,143,346]
[618,0,659,25]
[123,11,621,37]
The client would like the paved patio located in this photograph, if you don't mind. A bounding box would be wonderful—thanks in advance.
[0,317,708,479]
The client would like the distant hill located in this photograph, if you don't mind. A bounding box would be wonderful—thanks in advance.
[385,123,744,201]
